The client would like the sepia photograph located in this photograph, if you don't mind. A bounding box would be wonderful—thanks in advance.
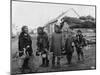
[11,0,96,74]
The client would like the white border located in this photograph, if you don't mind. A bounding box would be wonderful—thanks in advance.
[0,0,99,75]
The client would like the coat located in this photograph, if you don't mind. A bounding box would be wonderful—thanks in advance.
[37,32,49,51]
[64,34,74,55]
[74,34,87,48]
[18,32,33,56]
[51,32,63,56]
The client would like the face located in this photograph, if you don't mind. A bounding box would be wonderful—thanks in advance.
[64,22,69,29]
[37,28,43,34]
[24,26,28,33]
[77,32,81,35]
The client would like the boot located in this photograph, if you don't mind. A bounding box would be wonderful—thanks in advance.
[57,57,60,67]
[67,54,72,64]
[52,56,55,68]
[45,58,49,67]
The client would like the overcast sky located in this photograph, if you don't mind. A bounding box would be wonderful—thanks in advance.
[12,1,95,30]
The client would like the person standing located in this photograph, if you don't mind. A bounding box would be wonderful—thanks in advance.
[60,21,75,64]
[74,30,86,61]
[18,26,33,72]
[36,27,49,67]
[64,32,74,64]
[50,25,63,67]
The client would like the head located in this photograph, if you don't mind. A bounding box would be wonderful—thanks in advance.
[61,18,64,23]
[54,25,60,33]
[21,26,28,33]
[64,21,69,29]
[37,27,44,34]
[77,30,82,35]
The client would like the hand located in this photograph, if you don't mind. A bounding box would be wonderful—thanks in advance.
[72,42,75,46]
[27,45,30,48]
[23,48,26,51]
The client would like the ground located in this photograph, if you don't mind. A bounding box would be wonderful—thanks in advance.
[11,35,96,74]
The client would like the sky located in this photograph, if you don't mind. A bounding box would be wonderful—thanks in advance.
[12,1,95,31]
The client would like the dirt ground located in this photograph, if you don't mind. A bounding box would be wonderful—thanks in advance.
[11,36,96,74]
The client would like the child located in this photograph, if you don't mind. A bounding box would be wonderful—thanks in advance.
[74,30,86,61]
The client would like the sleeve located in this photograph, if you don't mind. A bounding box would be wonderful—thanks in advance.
[36,35,40,49]
[74,38,78,47]
[64,38,68,50]
[18,35,24,51]
[46,35,49,50]
[44,33,49,50]
[61,33,63,49]
[29,36,32,44]
[50,34,54,52]
[27,36,32,48]
[72,37,75,46]
[28,36,32,46]
[83,37,87,46]
[61,33,65,49]
[18,36,20,51]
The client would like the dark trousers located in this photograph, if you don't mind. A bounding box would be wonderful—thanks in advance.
[52,53,60,66]
[42,54,49,66]
[22,57,30,69]
[66,52,72,64]
[76,48,84,60]
[21,50,32,71]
